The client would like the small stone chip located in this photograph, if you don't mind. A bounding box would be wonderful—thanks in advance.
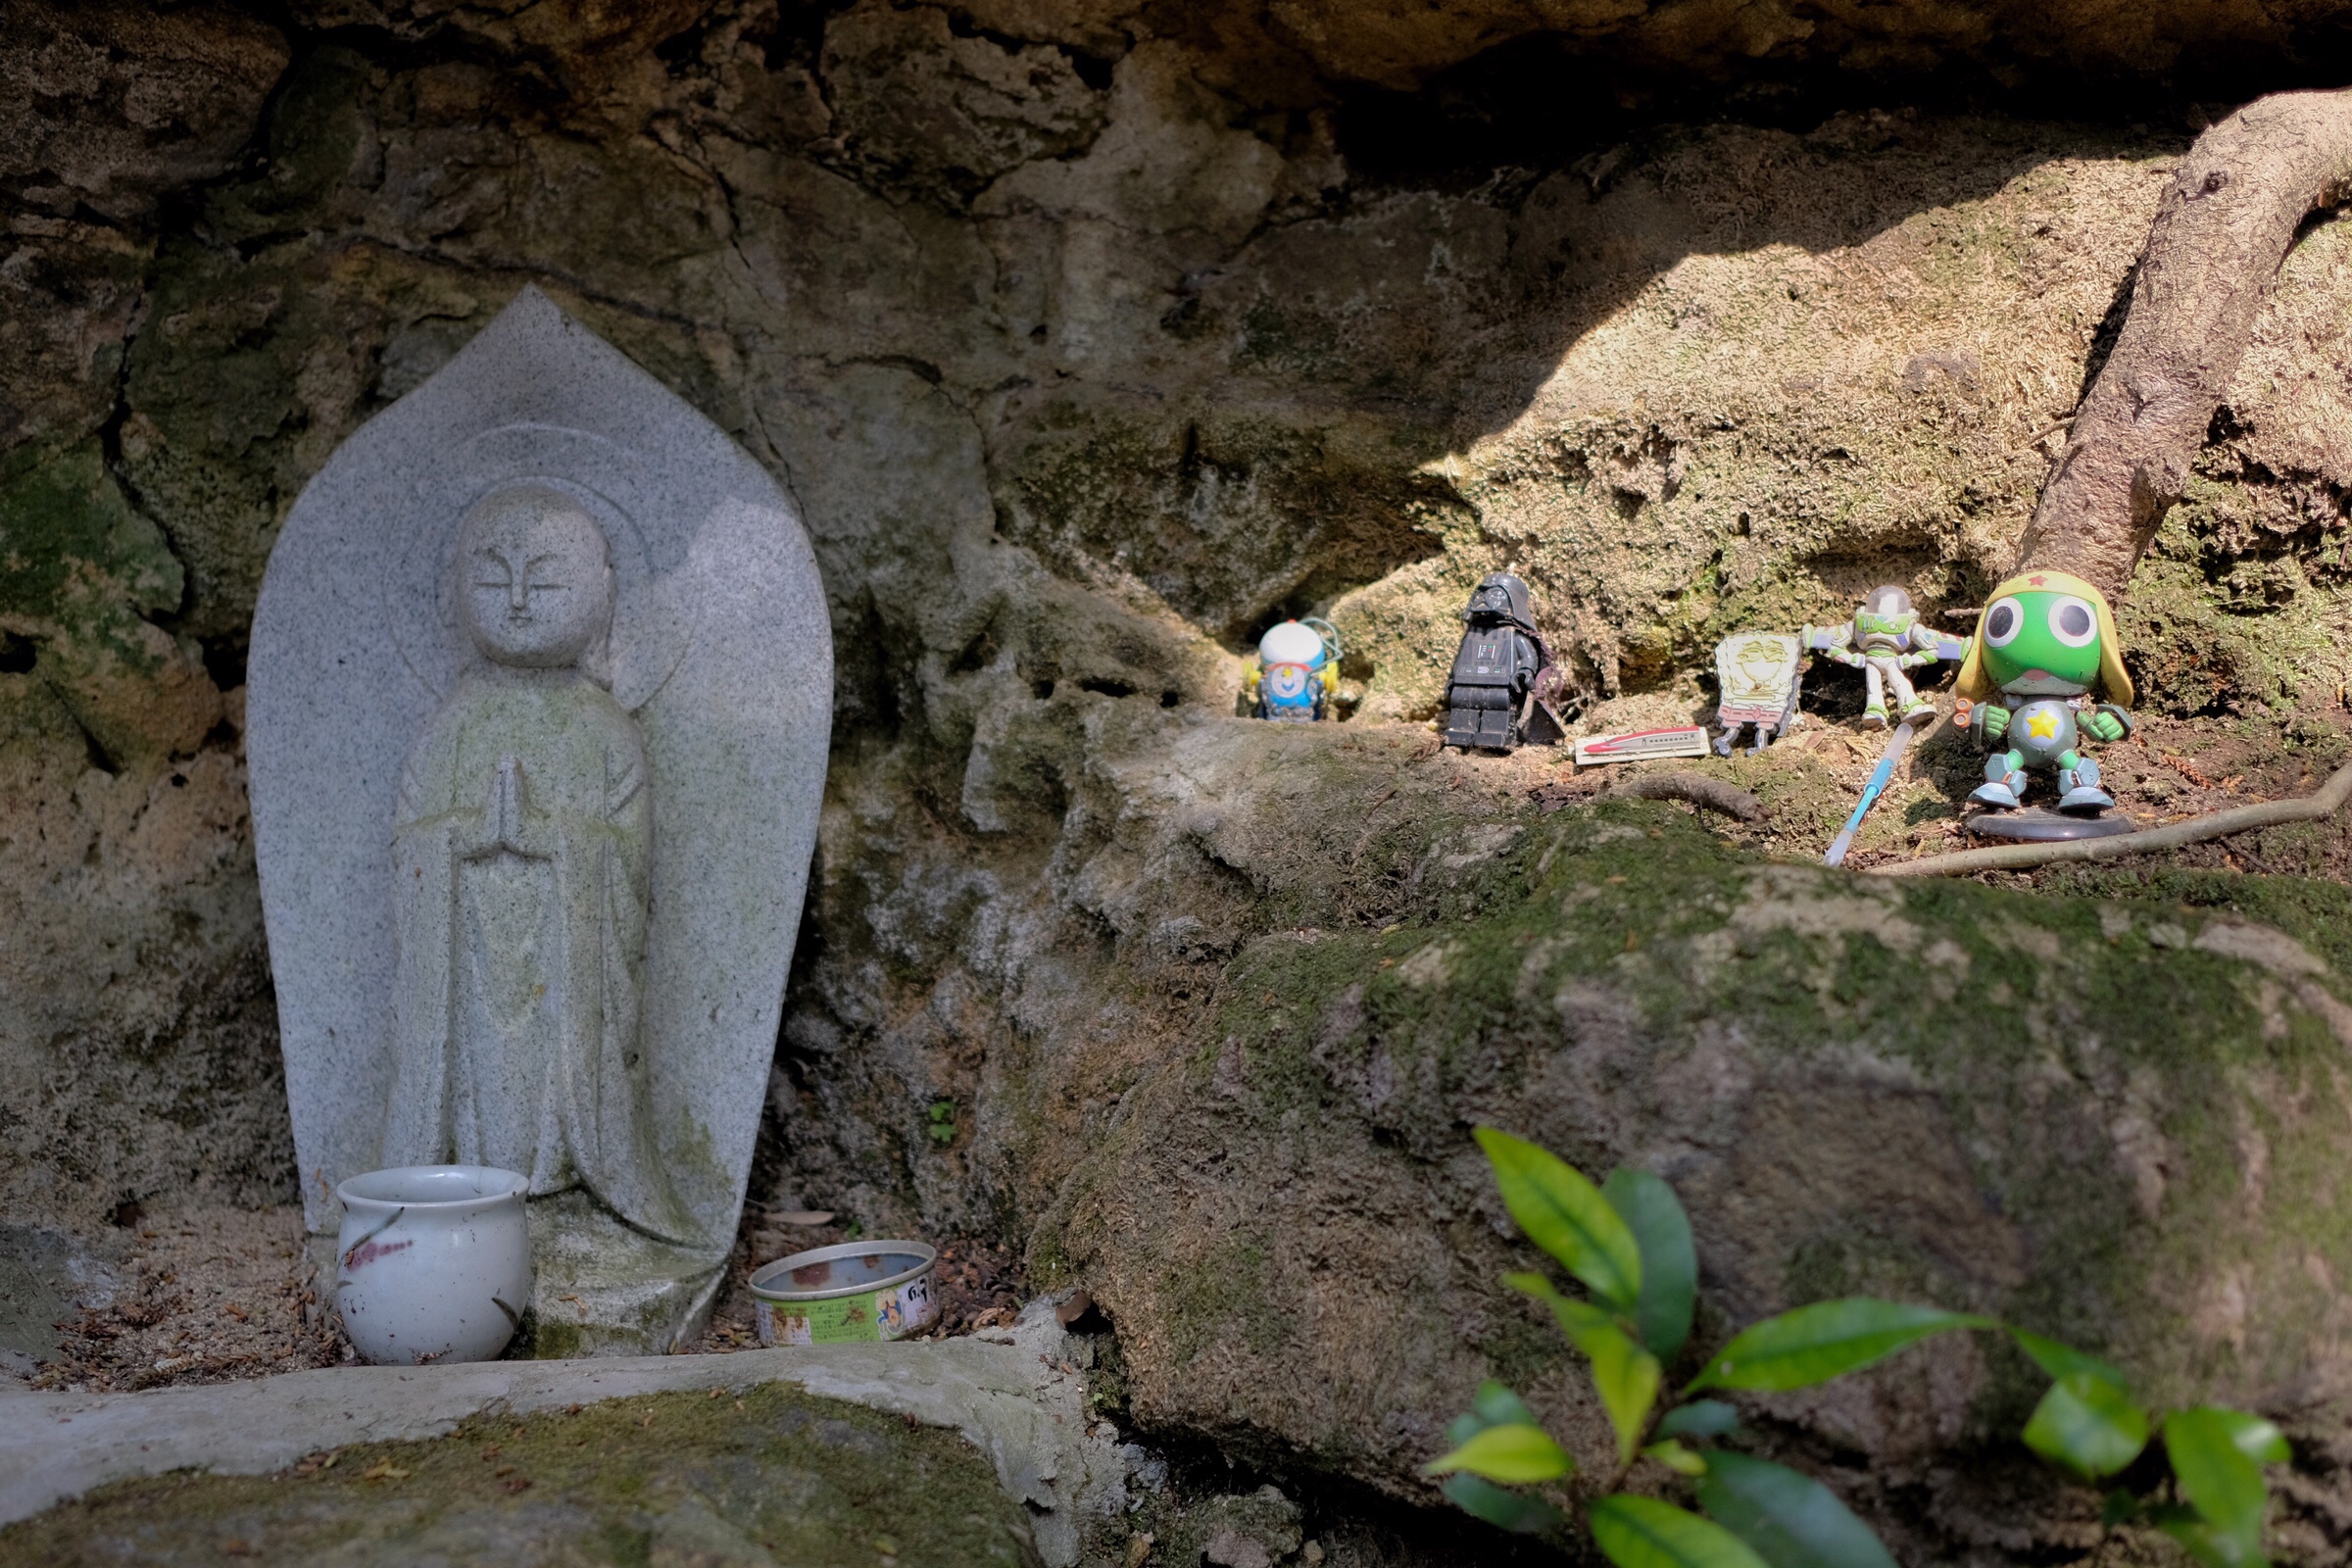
[1203,1527,1271,1568]
[1123,1532,1154,1568]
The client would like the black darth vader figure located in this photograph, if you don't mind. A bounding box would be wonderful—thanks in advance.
[1441,572,1563,752]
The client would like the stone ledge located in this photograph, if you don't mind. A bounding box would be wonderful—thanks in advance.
[2,1306,1133,1568]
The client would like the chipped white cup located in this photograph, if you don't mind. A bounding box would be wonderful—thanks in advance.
[333,1165,531,1364]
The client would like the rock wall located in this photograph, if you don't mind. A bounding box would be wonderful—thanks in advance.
[14,0,2352,1552]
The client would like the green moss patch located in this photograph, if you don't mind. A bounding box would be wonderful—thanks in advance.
[1,1384,1037,1567]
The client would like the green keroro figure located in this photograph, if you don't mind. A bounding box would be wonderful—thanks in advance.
[1952,567,2135,815]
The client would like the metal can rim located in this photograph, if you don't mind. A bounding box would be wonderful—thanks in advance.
[748,1240,937,1303]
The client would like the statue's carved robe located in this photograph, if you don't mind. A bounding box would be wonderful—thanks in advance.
[383,669,695,1245]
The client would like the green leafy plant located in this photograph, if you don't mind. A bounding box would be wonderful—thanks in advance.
[925,1099,957,1147]
[1429,1127,2293,1567]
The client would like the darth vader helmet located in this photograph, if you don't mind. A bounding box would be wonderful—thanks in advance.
[1462,572,1537,631]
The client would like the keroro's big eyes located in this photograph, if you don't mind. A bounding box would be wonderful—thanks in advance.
[2047,596,2097,648]
[1984,598,2023,647]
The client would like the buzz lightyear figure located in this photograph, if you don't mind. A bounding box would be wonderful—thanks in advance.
[1245,618,1340,721]
[1952,567,2135,814]
[1803,586,1950,728]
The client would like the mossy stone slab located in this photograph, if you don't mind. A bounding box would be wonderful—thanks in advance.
[0,1381,1037,1567]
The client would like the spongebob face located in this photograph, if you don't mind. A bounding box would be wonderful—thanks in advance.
[1979,588,2103,696]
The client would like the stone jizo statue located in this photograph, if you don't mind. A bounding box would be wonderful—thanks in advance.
[249,289,831,1353]
[382,485,695,1247]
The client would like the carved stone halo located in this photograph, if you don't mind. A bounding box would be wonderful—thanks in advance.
[390,423,694,710]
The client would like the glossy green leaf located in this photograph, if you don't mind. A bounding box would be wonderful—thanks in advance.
[2007,1328,2131,1390]
[1471,1380,1541,1429]
[1475,1127,1642,1311]
[1688,1299,1992,1393]
[2214,1410,2292,1466]
[1441,1473,1565,1535]
[1424,1421,1575,1485]
[1644,1439,1708,1476]
[1605,1166,1698,1361]
[2158,1514,2255,1568]
[1508,1272,1661,1464]
[1694,1451,1898,1568]
[2165,1407,2273,1566]
[1658,1400,1741,1440]
[1590,1496,1772,1568]
[2022,1371,2148,1482]
[1447,1380,1541,1447]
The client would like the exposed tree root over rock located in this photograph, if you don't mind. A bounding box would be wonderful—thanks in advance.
[2018,89,2352,596]
[1599,770,1767,821]
[1874,758,2352,877]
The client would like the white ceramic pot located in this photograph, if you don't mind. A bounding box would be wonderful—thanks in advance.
[333,1165,532,1364]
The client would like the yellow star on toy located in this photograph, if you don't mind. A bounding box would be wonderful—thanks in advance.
[2024,710,2060,740]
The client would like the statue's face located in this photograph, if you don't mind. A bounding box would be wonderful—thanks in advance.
[458,488,614,668]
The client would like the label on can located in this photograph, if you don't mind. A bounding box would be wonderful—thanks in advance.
[756,1273,935,1347]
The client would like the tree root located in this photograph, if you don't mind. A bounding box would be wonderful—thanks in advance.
[1603,772,1766,821]
[1867,760,2352,878]
[2014,89,2352,597]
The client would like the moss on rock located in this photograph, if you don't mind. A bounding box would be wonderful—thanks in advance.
[1032,732,2352,1553]
[0,1383,1038,1567]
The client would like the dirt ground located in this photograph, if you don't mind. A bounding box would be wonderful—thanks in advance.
[27,1201,338,1394]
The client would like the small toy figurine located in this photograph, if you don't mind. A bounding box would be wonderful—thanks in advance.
[1952,568,2135,814]
[1802,587,1959,728]
[1441,573,1565,751]
[1245,617,1340,722]
[1713,631,1803,756]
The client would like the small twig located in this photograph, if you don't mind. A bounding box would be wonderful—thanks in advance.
[2011,416,2076,452]
[1868,760,2352,878]
[1602,772,1767,822]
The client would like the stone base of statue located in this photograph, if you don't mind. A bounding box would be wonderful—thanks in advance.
[514,1194,727,1356]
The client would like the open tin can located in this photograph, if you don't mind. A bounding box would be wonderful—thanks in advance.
[750,1240,939,1346]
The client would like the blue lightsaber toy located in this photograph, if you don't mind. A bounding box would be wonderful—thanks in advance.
[1824,719,1916,868]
